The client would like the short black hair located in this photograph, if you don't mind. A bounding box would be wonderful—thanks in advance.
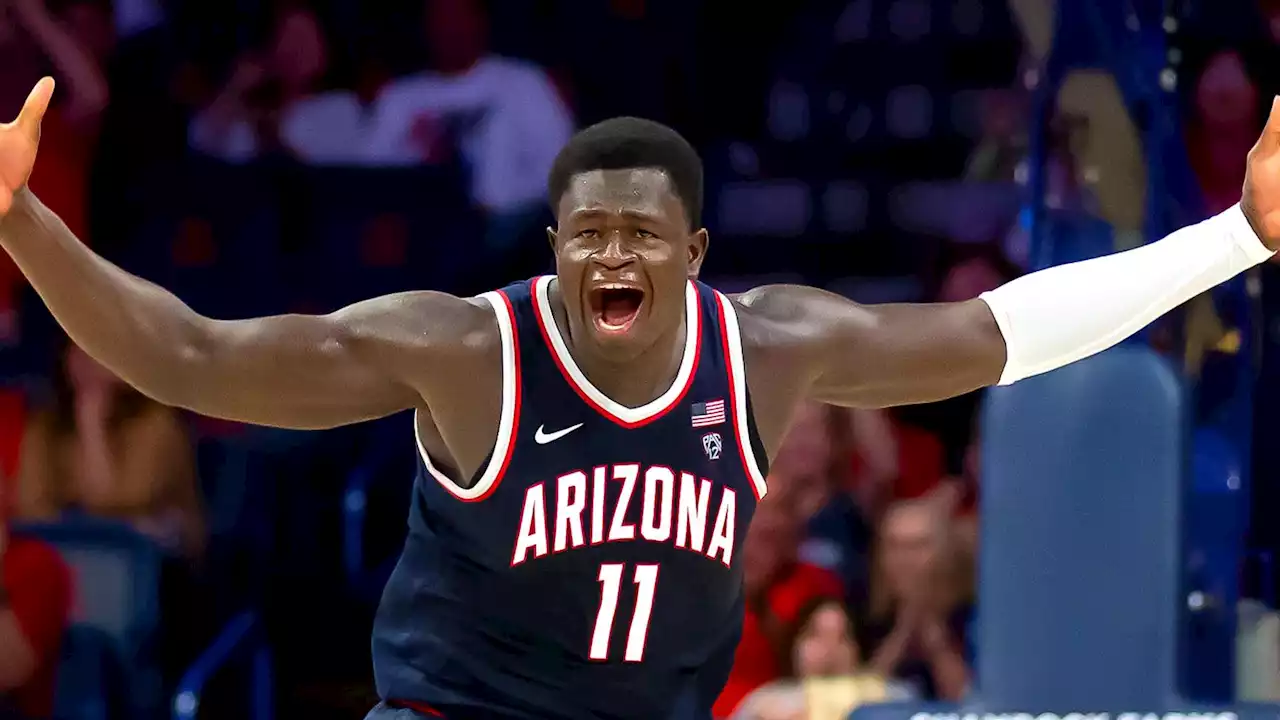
[548,117,703,229]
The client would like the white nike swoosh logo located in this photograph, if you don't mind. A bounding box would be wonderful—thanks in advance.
[535,423,584,445]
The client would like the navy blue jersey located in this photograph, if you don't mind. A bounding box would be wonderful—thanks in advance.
[371,276,770,720]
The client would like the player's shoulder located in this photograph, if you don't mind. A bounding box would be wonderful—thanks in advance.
[729,283,878,340]
[729,284,812,319]
[724,284,832,352]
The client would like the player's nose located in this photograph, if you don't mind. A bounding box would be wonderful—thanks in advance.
[594,236,636,270]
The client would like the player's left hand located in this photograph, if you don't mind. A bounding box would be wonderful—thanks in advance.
[0,77,55,217]
[1242,96,1280,251]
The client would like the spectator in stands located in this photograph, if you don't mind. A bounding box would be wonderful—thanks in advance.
[1187,49,1261,215]
[14,341,204,560]
[999,107,1102,269]
[732,597,914,720]
[0,0,108,122]
[0,496,73,720]
[713,493,844,718]
[0,0,109,345]
[188,3,364,164]
[945,431,980,561]
[843,409,900,518]
[362,0,573,243]
[936,251,1012,306]
[964,86,1027,185]
[858,499,972,701]
[3,0,109,235]
[782,402,884,600]
[1171,49,1263,380]
[891,245,1015,488]
[771,403,840,519]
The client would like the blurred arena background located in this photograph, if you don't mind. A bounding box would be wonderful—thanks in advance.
[1,0,1279,718]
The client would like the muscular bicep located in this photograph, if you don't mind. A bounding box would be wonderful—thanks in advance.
[739,286,1007,408]
[170,291,483,429]
[188,312,408,428]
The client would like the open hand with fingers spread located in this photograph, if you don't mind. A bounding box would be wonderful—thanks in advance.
[0,77,55,217]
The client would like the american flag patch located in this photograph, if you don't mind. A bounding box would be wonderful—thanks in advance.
[690,399,726,428]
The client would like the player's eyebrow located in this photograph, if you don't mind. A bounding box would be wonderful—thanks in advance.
[618,209,662,223]
[567,208,663,223]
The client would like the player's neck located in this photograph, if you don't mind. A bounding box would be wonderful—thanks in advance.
[576,328,686,408]
[557,301,687,409]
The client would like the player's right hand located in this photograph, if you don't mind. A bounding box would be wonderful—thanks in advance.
[0,77,55,217]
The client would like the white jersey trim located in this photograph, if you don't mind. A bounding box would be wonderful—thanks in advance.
[716,291,768,500]
[414,290,520,501]
[532,275,700,426]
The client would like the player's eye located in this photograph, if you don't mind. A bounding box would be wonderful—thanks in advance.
[636,229,656,239]
[576,229,600,240]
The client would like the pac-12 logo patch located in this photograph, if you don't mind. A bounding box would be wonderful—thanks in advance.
[702,432,723,460]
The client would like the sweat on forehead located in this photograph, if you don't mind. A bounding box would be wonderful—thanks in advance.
[563,168,677,207]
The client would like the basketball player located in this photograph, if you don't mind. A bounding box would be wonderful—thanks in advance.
[1,78,1278,719]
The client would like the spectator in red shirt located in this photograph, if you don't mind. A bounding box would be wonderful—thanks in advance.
[731,596,917,720]
[787,403,886,600]
[713,492,843,718]
[858,499,971,701]
[1186,49,1260,216]
[0,516,73,719]
[0,0,109,346]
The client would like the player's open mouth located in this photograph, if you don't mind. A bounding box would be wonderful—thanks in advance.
[589,285,646,335]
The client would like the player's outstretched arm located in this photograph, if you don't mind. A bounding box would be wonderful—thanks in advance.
[1,185,484,427]
[0,79,485,428]
[737,286,1005,407]
[743,96,1280,408]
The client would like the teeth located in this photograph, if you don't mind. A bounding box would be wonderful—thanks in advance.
[599,283,634,291]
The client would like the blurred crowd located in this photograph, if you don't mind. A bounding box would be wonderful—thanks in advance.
[0,0,1276,718]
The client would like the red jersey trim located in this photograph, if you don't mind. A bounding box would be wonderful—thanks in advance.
[414,290,522,502]
[714,292,768,500]
[530,275,701,429]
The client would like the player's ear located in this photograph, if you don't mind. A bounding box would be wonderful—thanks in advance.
[687,229,709,279]
[546,226,558,253]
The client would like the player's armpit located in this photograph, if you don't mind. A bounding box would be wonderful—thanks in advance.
[170,291,492,429]
[735,285,1006,408]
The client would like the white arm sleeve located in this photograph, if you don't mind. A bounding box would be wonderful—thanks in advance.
[979,204,1274,385]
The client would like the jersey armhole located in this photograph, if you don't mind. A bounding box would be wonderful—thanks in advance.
[714,291,769,500]
[413,290,522,502]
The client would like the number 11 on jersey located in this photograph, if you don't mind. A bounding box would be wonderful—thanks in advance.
[590,563,659,662]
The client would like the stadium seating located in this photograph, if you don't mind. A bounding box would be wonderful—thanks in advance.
[121,159,287,320]
[14,505,273,720]
[299,165,481,308]
[343,414,417,604]
[52,624,129,720]
[1182,429,1248,701]
[14,519,165,720]
[171,611,272,720]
